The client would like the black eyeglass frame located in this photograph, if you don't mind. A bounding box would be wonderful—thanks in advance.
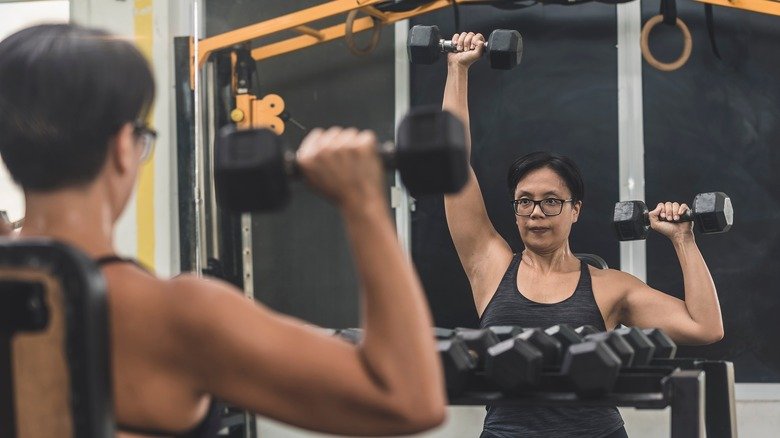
[132,121,157,163]
[512,198,574,217]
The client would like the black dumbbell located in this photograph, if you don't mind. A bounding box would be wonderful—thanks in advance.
[613,192,733,241]
[614,327,656,366]
[487,325,525,341]
[407,25,523,70]
[520,325,621,397]
[438,337,476,397]
[643,328,677,359]
[445,328,542,393]
[575,325,600,337]
[215,107,467,212]
[582,331,636,368]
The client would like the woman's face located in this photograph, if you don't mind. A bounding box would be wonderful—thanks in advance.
[512,167,581,253]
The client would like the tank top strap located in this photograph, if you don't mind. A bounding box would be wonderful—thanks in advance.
[499,253,522,286]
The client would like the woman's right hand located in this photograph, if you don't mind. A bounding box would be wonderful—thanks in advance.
[447,32,485,68]
[297,127,384,210]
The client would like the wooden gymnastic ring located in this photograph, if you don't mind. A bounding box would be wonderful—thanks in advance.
[640,15,692,72]
[345,9,381,57]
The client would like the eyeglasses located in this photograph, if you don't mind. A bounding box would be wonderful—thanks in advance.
[512,198,573,217]
[133,121,157,163]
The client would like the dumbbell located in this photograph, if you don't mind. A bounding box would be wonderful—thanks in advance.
[643,328,677,360]
[407,25,523,70]
[215,107,467,212]
[613,192,733,241]
[489,325,621,397]
[438,328,542,393]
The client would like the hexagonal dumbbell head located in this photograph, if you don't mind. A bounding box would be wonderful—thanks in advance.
[438,338,476,397]
[434,327,455,340]
[487,29,523,70]
[691,192,733,234]
[517,328,562,367]
[642,328,677,359]
[488,325,525,342]
[584,332,635,368]
[575,325,600,337]
[561,340,621,398]
[215,126,291,212]
[485,337,543,393]
[613,200,650,241]
[407,25,442,64]
[545,324,582,352]
[396,107,468,197]
[454,328,500,370]
[614,327,656,366]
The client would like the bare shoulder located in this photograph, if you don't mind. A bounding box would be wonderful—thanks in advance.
[589,266,645,293]
[164,274,254,323]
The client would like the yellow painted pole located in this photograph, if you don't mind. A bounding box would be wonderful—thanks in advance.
[134,0,156,271]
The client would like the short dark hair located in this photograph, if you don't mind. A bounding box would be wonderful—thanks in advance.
[0,24,155,191]
[506,151,584,202]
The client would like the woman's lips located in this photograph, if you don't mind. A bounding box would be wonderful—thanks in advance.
[528,227,550,233]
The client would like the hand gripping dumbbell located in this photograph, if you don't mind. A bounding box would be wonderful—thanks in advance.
[407,25,523,70]
[613,192,733,241]
[215,107,467,212]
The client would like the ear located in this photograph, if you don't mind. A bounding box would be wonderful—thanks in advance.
[109,123,136,175]
[571,200,582,223]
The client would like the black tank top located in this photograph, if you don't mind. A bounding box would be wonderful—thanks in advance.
[96,255,222,438]
[479,253,624,438]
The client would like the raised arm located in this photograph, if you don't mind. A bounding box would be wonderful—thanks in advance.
[169,127,445,436]
[443,32,512,313]
[619,202,724,344]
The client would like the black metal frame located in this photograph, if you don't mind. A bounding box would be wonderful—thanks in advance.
[0,239,113,438]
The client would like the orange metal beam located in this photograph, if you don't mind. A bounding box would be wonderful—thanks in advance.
[695,0,780,16]
[195,0,385,71]
[250,0,478,62]
[190,0,489,87]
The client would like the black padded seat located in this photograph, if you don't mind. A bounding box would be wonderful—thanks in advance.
[0,239,112,437]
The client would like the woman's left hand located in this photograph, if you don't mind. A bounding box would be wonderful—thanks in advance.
[648,202,694,241]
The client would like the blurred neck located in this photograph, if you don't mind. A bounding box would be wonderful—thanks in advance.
[21,183,117,257]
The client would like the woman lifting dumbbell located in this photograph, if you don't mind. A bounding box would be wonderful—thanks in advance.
[442,31,724,438]
[0,24,446,437]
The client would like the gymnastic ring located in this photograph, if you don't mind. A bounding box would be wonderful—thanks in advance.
[345,9,382,57]
[640,15,692,72]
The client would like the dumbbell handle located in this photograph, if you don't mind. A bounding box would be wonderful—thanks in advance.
[643,209,694,225]
[284,141,398,178]
[440,39,489,53]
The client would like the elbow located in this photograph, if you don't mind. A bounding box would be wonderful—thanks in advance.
[706,327,725,344]
[394,402,446,434]
[694,324,724,345]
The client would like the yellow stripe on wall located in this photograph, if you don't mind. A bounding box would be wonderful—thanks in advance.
[134,0,155,270]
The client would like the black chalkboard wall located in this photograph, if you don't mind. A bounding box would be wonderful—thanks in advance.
[641,4,780,382]
[412,4,780,382]
[206,1,396,328]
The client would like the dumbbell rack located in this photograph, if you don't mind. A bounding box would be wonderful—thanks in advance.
[450,360,736,438]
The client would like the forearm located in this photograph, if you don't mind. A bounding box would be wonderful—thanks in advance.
[443,64,471,156]
[341,199,444,404]
[673,235,724,341]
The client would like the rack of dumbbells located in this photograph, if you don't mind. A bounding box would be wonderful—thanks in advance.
[332,325,737,438]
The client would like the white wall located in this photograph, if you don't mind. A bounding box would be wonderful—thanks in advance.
[69,0,186,276]
[0,0,70,223]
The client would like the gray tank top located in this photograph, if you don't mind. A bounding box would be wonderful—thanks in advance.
[478,253,624,438]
